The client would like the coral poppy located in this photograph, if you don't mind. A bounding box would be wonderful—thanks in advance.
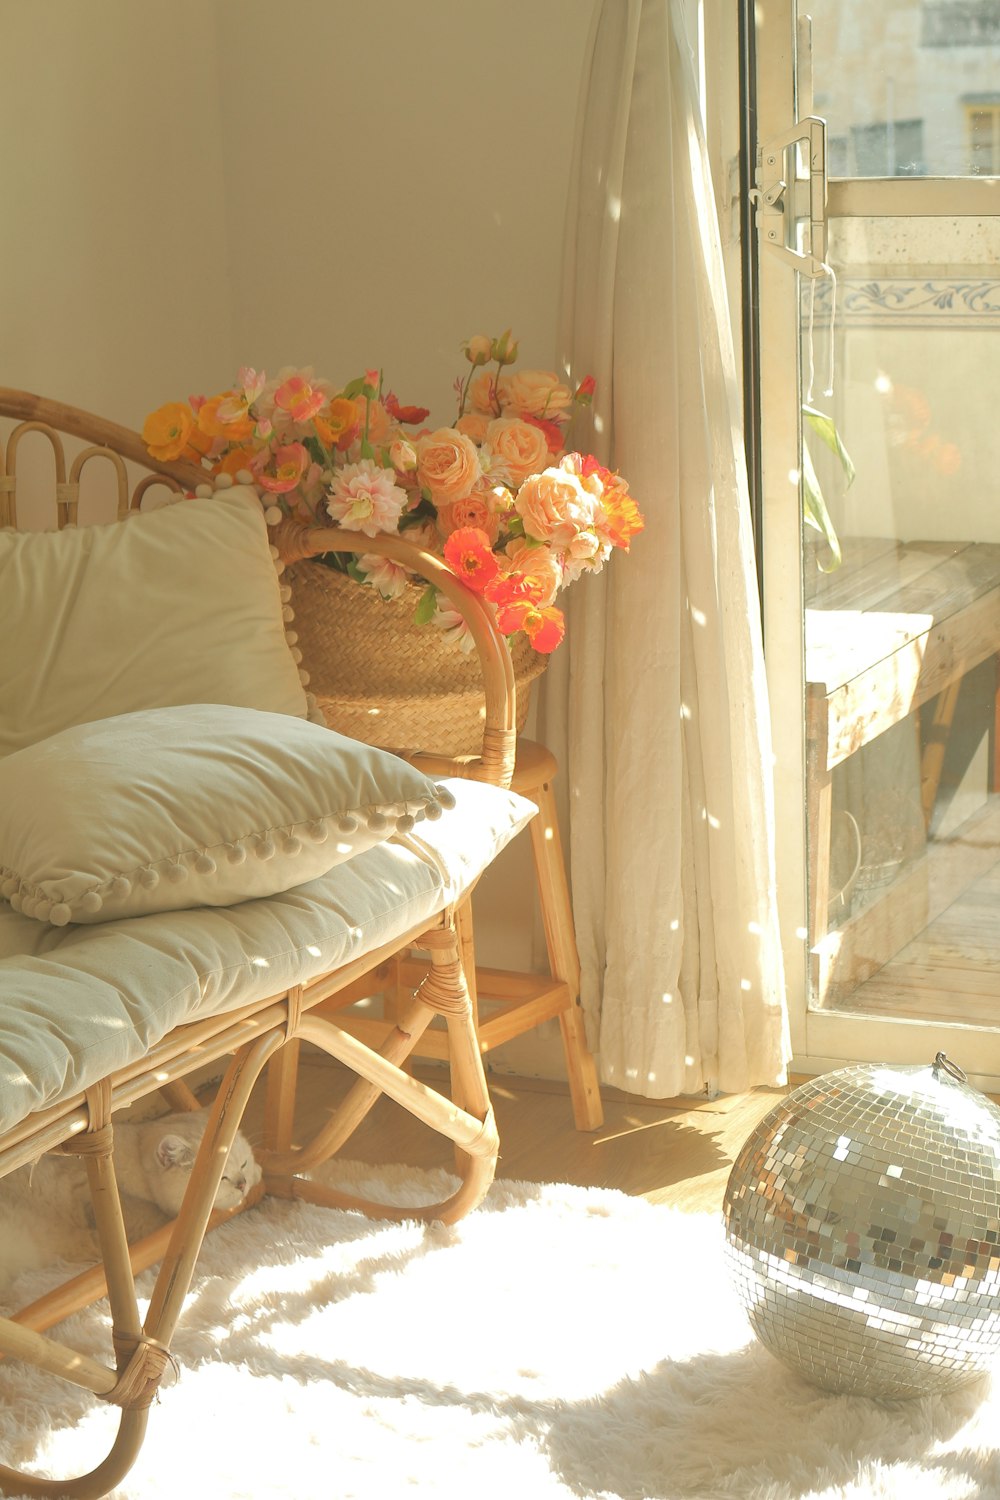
[443,527,500,593]
[258,442,308,494]
[494,598,566,653]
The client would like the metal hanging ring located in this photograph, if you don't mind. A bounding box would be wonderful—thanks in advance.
[933,1052,968,1083]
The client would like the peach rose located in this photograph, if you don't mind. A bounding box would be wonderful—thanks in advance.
[436,487,501,545]
[353,396,398,449]
[416,427,482,503]
[482,417,550,487]
[469,372,500,416]
[505,538,563,606]
[455,412,491,443]
[514,467,598,547]
[498,370,573,419]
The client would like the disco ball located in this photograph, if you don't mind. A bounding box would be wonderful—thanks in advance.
[723,1053,1000,1398]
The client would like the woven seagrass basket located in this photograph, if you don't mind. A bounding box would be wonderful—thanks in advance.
[287,560,546,757]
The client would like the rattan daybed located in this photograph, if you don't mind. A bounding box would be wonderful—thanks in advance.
[0,389,534,1498]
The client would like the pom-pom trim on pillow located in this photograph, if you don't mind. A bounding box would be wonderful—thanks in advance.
[0,704,457,927]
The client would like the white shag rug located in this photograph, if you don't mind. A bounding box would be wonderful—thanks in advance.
[2,1161,1000,1500]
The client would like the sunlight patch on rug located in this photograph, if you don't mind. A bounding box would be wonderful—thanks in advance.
[1,1161,999,1499]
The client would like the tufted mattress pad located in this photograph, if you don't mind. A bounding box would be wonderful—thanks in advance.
[0,779,535,1137]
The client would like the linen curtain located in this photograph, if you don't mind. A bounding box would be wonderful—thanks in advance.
[539,0,790,1097]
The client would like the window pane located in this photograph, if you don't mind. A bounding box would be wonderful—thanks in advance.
[806,1,1000,177]
[802,216,1000,1017]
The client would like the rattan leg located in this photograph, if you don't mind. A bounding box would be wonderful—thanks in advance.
[528,777,603,1130]
[265,921,498,1225]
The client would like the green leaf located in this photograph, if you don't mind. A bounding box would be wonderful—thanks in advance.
[802,405,856,488]
[360,439,375,461]
[802,439,843,572]
[505,515,525,538]
[303,434,327,466]
[340,376,367,401]
[346,557,368,584]
[413,584,437,625]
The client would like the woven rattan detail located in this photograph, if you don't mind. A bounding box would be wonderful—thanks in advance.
[53,1123,114,1157]
[106,1335,178,1410]
[288,560,544,758]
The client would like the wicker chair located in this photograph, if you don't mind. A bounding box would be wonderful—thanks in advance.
[0,389,531,1499]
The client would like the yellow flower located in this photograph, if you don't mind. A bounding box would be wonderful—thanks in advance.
[197,393,253,442]
[142,402,194,462]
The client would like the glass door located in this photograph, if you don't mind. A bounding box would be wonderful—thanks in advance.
[756,0,1000,1084]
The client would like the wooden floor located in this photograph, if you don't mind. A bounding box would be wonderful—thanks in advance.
[826,842,1000,1025]
[242,1047,792,1216]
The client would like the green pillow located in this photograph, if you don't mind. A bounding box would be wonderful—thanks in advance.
[0,704,454,926]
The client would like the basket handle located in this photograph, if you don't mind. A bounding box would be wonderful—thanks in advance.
[273,520,517,790]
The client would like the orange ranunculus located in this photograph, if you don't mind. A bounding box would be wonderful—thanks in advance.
[143,402,195,462]
[600,483,645,550]
[316,397,360,450]
[197,393,254,442]
[182,423,215,462]
[443,527,499,593]
[212,445,259,478]
[494,598,565,653]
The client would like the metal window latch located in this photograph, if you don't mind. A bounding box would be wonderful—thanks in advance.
[751,116,828,277]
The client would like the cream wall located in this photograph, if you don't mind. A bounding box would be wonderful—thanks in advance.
[2,0,596,1076]
[1,0,233,423]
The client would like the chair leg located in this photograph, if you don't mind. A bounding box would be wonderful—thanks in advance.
[264,919,499,1225]
[528,777,603,1130]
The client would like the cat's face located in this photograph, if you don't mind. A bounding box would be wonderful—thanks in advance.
[151,1120,262,1216]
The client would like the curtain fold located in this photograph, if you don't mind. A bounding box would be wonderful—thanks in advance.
[539,0,790,1097]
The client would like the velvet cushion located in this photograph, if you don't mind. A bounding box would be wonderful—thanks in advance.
[0,704,455,925]
[0,486,308,759]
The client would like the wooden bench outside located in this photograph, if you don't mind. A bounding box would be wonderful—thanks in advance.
[806,536,1000,1004]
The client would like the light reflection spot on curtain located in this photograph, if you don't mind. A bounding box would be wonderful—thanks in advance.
[662,993,674,1005]
[679,703,691,719]
[691,606,707,625]
[669,919,679,931]
[748,922,762,936]
[707,813,720,830]
[741,979,752,992]
[607,195,622,221]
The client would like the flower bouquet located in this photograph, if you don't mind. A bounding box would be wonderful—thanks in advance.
[144,333,642,753]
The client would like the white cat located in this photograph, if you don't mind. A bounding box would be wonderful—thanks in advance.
[0,1108,261,1292]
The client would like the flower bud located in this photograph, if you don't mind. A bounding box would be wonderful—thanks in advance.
[464,334,493,366]
[491,328,519,366]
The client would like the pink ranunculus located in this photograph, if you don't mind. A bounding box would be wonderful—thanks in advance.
[258,442,309,494]
[416,427,482,503]
[482,416,551,487]
[514,467,599,547]
[326,459,408,537]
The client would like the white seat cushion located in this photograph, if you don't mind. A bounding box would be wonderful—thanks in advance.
[0,779,535,1135]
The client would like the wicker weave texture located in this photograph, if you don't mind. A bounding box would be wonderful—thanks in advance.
[288,560,545,757]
